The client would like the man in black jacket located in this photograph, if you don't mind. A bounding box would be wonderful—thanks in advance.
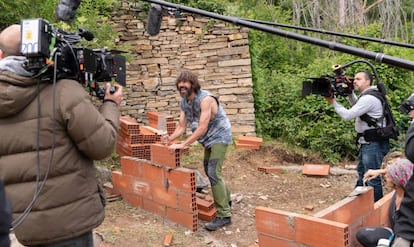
[0,179,11,247]
[395,94,414,246]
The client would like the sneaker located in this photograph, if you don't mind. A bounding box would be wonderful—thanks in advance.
[205,217,231,231]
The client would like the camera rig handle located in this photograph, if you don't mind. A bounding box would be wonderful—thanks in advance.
[339,59,385,94]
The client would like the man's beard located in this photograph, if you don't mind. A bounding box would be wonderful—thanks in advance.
[179,86,193,99]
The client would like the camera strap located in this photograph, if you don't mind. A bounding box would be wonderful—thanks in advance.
[360,89,386,127]
[358,88,399,141]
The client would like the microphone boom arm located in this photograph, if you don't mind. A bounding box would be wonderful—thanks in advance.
[141,0,414,71]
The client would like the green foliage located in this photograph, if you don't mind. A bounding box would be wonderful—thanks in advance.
[0,0,58,29]
[167,0,226,14]
[237,0,414,163]
[95,152,121,170]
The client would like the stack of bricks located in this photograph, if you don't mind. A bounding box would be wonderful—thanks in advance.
[234,135,263,150]
[196,193,216,222]
[112,145,198,231]
[254,187,394,247]
[117,116,159,160]
[117,116,189,160]
[113,115,198,231]
[146,112,176,135]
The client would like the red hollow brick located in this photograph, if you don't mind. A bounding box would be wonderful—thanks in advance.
[314,187,374,224]
[237,135,263,145]
[163,232,173,247]
[257,166,282,174]
[140,161,165,185]
[166,208,198,232]
[151,184,178,209]
[142,198,167,217]
[120,116,140,135]
[121,156,143,178]
[166,167,196,192]
[375,191,394,226]
[196,197,215,212]
[111,171,130,194]
[255,206,296,240]
[198,207,217,222]
[294,214,350,247]
[234,141,260,150]
[123,193,143,208]
[176,191,197,213]
[302,163,330,176]
[151,143,181,168]
[130,179,151,198]
[257,233,300,247]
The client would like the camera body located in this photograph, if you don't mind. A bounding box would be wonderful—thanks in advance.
[399,93,414,114]
[302,64,354,97]
[20,18,126,99]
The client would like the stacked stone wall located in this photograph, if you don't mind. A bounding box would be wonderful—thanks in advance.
[109,4,256,136]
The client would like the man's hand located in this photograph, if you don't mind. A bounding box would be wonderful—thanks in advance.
[363,169,381,181]
[410,109,414,119]
[104,83,123,106]
[161,135,170,145]
[324,96,334,105]
[168,143,186,152]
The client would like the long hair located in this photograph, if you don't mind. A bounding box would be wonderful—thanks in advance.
[175,70,201,93]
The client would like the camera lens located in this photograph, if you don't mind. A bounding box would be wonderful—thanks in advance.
[400,93,414,114]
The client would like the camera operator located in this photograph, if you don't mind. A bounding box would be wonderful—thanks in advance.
[325,71,389,202]
[0,23,123,247]
[392,94,414,247]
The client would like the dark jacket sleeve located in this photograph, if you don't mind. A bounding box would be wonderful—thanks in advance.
[405,122,414,163]
[395,122,414,240]
[0,179,11,247]
[393,174,414,240]
[58,79,120,160]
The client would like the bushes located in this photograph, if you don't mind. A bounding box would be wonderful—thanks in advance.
[251,31,413,163]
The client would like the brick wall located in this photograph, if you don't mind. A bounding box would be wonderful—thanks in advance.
[254,187,394,247]
[112,154,198,231]
[108,3,256,136]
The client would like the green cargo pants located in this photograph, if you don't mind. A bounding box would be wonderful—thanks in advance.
[203,143,231,218]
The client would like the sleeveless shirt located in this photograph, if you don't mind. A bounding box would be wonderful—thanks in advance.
[180,90,232,148]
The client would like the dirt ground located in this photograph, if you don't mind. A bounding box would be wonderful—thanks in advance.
[96,142,366,247]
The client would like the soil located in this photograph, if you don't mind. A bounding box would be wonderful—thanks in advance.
[95,142,363,247]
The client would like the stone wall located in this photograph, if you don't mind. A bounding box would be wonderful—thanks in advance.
[109,4,256,136]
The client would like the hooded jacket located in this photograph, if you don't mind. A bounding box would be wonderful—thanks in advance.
[0,67,120,245]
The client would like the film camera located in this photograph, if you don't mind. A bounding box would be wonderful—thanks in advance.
[20,18,126,99]
[399,94,414,114]
[302,64,354,97]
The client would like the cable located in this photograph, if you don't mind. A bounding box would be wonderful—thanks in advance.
[241,18,414,49]
[11,53,58,230]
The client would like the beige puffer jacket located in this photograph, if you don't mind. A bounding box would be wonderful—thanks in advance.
[0,70,120,245]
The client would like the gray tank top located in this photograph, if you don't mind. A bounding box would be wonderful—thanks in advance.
[180,90,232,147]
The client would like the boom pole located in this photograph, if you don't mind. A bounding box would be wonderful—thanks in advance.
[142,0,414,71]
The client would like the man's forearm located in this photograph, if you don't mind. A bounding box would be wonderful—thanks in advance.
[168,126,186,142]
